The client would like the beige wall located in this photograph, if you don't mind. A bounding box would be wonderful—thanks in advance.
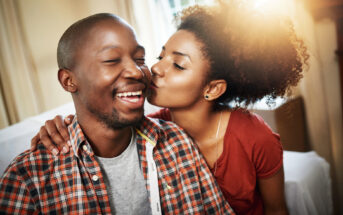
[295,1,334,164]
[292,1,343,212]
[315,19,343,213]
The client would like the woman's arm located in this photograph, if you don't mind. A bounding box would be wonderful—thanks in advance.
[31,108,169,155]
[258,166,288,215]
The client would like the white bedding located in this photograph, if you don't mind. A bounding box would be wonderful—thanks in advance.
[0,102,333,214]
[284,150,332,215]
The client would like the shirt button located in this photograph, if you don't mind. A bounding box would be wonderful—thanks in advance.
[92,175,99,181]
[82,145,88,152]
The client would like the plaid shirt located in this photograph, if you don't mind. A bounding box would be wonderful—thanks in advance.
[0,116,234,214]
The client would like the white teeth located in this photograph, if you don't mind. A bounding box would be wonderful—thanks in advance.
[116,91,142,98]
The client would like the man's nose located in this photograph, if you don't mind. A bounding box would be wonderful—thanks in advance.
[122,60,144,80]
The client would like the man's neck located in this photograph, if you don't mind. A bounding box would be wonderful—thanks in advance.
[76,113,133,158]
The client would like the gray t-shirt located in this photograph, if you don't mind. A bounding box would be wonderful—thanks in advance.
[95,130,152,215]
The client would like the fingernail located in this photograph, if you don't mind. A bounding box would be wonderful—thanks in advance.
[67,140,71,146]
[66,117,70,122]
[52,148,59,156]
[62,146,69,154]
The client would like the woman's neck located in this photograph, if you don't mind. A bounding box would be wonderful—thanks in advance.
[169,104,229,146]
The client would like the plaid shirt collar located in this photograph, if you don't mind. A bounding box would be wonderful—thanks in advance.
[68,116,162,157]
[69,117,87,158]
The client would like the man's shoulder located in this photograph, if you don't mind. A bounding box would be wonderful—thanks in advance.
[142,117,185,133]
[142,116,189,139]
[137,117,195,155]
[2,144,57,179]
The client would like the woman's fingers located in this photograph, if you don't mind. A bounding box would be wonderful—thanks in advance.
[64,114,74,125]
[44,119,69,154]
[30,115,72,155]
[54,116,70,153]
[39,125,59,156]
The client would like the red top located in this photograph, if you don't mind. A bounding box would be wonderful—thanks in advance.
[148,108,283,215]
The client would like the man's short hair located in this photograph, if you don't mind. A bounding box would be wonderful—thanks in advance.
[57,13,121,70]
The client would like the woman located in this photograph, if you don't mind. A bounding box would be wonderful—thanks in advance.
[31,1,308,214]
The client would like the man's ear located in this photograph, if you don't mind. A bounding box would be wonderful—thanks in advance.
[203,80,227,101]
[58,69,77,93]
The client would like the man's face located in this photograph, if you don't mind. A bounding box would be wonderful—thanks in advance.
[72,20,150,129]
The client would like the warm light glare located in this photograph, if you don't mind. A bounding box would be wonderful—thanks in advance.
[252,0,295,17]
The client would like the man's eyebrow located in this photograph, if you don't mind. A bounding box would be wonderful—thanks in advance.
[98,45,119,54]
[162,46,191,61]
[98,45,145,54]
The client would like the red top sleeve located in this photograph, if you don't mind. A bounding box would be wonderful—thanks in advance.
[251,113,283,178]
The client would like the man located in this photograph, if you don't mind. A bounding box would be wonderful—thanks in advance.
[0,13,233,214]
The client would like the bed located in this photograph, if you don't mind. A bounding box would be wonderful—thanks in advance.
[0,98,333,214]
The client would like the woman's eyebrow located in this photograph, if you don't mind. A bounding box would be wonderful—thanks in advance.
[172,51,191,62]
[162,46,191,62]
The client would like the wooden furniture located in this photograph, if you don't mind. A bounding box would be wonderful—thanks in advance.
[254,97,309,152]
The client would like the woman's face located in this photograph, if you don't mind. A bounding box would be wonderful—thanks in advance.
[148,30,210,109]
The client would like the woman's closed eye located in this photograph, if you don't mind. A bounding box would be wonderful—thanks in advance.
[173,63,185,70]
[156,55,185,70]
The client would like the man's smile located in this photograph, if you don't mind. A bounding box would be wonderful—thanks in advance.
[116,90,143,103]
[115,89,145,109]
[116,90,142,98]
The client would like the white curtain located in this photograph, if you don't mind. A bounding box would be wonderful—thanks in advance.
[0,78,9,128]
[131,0,175,67]
[0,0,43,127]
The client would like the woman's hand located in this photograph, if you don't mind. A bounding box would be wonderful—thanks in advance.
[30,115,74,155]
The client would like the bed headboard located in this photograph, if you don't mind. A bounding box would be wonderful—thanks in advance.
[253,97,310,152]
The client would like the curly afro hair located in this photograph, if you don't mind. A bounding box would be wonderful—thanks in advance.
[176,0,309,107]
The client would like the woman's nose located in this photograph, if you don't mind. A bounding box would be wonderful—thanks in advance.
[151,62,164,77]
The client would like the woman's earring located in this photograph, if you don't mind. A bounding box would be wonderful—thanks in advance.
[204,95,209,100]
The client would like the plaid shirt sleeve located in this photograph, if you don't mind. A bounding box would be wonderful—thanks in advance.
[0,151,36,214]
